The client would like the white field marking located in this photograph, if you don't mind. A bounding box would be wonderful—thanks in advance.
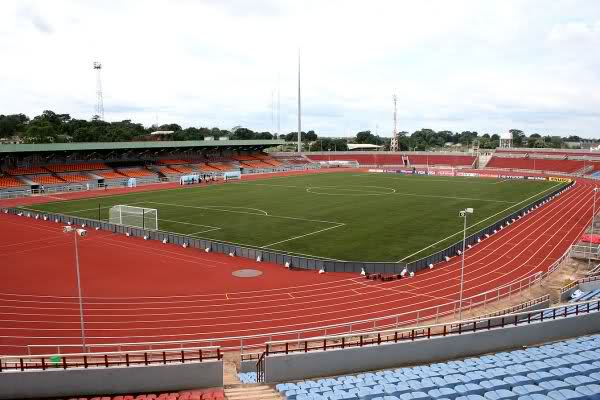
[157,217,220,232]
[200,205,268,215]
[494,179,511,184]
[236,182,301,189]
[188,227,222,235]
[306,186,396,196]
[262,223,346,248]
[392,192,515,203]
[398,182,563,261]
[143,201,343,225]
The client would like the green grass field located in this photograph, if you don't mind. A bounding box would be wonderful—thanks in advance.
[22,172,564,262]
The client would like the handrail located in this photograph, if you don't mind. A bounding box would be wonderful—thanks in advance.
[559,274,600,294]
[0,346,222,372]
[473,294,550,320]
[262,298,600,355]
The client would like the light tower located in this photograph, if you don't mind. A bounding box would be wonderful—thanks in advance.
[297,48,302,153]
[93,61,104,120]
[390,94,399,151]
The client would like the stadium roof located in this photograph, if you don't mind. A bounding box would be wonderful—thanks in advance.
[0,140,286,154]
[347,143,383,150]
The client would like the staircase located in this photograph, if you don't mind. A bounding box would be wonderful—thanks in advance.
[224,384,282,400]
[477,153,493,168]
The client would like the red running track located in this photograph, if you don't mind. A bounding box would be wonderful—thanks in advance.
[0,177,596,356]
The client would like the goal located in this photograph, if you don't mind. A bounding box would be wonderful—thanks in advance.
[108,205,158,230]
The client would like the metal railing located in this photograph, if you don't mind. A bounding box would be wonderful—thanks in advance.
[260,299,600,357]
[559,274,600,295]
[473,294,550,320]
[0,346,221,372]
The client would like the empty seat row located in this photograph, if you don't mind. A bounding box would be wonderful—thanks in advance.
[276,334,600,400]
[67,388,224,400]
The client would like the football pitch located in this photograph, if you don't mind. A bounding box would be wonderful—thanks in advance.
[22,172,564,262]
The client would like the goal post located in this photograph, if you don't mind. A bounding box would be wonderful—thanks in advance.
[108,205,158,231]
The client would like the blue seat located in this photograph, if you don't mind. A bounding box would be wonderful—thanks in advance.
[504,375,535,388]
[515,394,551,400]
[549,368,579,379]
[574,384,600,400]
[539,381,572,394]
[526,362,553,373]
[480,380,511,392]
[564,376,595,387]
[507,365,531,376]
[456,396,486,400]
[483,389,518,400]
[512,386,546,397]
[547,389,588,400]
[572,363,600,377]
[465,372,488,384]
[399,391,430,400]
[429,387,458,400]
[454,384,485,397]
[527,372,555,383]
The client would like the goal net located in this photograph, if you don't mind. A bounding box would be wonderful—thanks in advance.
[108,205,158,231]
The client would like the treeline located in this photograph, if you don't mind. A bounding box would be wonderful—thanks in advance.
[0,111,588,151]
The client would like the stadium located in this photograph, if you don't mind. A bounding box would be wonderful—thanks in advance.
[1,140,600,400]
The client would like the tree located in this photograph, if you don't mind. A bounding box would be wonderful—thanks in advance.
[509,129,525,146]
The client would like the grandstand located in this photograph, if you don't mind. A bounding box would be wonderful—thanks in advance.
[2,142,600,400]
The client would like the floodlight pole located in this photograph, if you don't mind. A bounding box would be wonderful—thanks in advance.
[458,208,473,321]
[590,187,598,268]
[73,230,87,351]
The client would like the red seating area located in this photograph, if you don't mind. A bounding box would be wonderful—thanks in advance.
[232,154,256,161]
[60,174,91,183]
[407,155,476,166]
[496,149,600,158]
[29,175,65,185]
[46,163,108,172]
[6,166,48,175]
[240,160,276,169]
[158,159,187,165]
[67,388,224,400]
[486,156,585,173]
[98,171,126,180]
[156,166,181,175]
[170,165,194,174]
[0,176,24,188]
[117,169,156,178]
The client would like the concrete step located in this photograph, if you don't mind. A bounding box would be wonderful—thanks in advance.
[224,384,282,400]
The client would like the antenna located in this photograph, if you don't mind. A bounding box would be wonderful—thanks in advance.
[297,48,301,153]
[390,94,399,151]
[93,62,104,120]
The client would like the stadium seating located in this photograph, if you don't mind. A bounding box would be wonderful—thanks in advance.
[486,157,585,173]
[158,159,187,165]
[156,166,182,175]
[117,168,157,178]
[59,174,92,183]
[97,171,126,180]
[0,175,25,188]
[170,165,194,174]
[407,155,476,167]
[46,163,108,172]
[65,388,224,400]
[273,334,600,400]
[6,166,48,175]
[28,175,65,185]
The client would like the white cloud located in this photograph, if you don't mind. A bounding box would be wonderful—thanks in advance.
[1,0,600,137]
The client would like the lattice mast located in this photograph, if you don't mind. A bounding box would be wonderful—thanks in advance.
[390,94,399,151]
[93,61,104,120]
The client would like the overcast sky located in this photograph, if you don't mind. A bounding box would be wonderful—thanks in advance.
[1,0,599,137]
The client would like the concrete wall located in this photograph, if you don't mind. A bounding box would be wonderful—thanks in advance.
[264,312,600,383]
[0,360,223,400]
[240,359,257,373]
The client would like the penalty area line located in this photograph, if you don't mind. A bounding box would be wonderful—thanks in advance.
[262,223,346,248]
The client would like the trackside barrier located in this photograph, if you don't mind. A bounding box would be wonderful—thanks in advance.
[2,181,573,275]
[559,274,600,295]
[0,346,221,372]
[258,299,600,367]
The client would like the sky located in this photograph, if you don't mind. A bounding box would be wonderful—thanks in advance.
[1,0,599,138]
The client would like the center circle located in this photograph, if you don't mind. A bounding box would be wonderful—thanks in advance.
[232,269,263,278]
